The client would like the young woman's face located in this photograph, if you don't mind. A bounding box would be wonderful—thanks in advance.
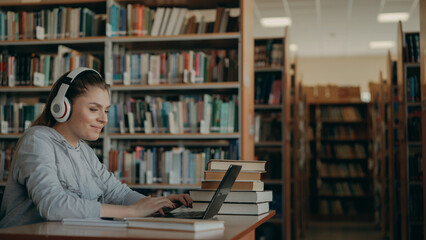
[66,86,110,143]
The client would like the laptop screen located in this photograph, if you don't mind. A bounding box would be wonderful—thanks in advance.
[202,164,242,219]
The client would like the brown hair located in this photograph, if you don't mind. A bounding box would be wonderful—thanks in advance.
[32,70,110,127]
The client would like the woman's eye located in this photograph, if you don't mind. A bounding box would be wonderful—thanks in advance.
[90,108,98,112]
[105,110,110,114]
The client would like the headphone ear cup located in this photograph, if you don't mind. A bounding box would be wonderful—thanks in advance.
[51,96,71,123]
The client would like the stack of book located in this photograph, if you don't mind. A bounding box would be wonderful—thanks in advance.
[190,159,273,215]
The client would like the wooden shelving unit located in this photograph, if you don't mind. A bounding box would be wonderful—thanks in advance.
[419,2,426,238]
[309,101,373,221]
[396,21,424,240]
[253,34,288,239]
[0,0,254,191]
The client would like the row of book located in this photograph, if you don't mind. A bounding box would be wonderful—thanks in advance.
[319,182,366,197]
[320,126,367,139]
[190,159,272,216]
[321,143,367,159]
[0,45,101,87]
[319,199,361,215]
[407,107,422,141]
[110,5,239,37]
[408,149,423,181]
[108,94,238,134]
[254,113,282,143]
[404,33,420,63]
[0,7,104,41]
[254,41,283,68]
[0,147,14,181]
[254,74,282,104]
[111,46,237,85]
[1,102,45,134]
[320,106,363,122]
[318,163,366,178]
[406,70,420,102]
[108,146,236,185]
[408,185,423,221]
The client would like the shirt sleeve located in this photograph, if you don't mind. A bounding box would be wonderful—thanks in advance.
[15,134,101,221]
[88,149,145,205]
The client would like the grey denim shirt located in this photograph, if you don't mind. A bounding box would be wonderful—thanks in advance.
[0,126,144,228]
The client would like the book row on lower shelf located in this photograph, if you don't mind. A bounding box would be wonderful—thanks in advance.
[254,72,282,105]
[407,107,422,141]
[318,199,370,215]
[0,46,101,87]
[318,181,366,197]
[109,94,238,134]
[111,47,238,85]
[1,102,45,134]
[319,125,369,140]
[408,185,424,222]
[254,113,281,143]
[319,106,363,122]
[317,162,366,178]
[108,144,239,185]
[320,143,367,159]
[409,146,423,182]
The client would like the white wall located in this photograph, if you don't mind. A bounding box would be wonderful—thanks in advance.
[297,55,388,94]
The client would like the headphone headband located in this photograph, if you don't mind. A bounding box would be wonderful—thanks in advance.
[51,67,102,123]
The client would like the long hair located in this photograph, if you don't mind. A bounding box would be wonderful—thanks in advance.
[32,70,110,127]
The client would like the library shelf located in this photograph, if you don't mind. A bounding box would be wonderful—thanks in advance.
[108,133,239,140]
[0,86,51,92]
[254,141,282,147]
[396,21,424,240]
[253,33,292,239]
[254,104,283,110]
[254,67,284,73]
[0,134,23,139]
[110,33,239,50]
[0,0,255,200]
[110,82,239,91]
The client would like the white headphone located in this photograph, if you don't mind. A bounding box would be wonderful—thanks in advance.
[50,67,102,123]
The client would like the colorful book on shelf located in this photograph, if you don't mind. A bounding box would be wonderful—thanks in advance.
[190,190,273,203]
[192,202,269,215]
[124,217,224,232]
[207,159,266,171]
[201,180,264,191]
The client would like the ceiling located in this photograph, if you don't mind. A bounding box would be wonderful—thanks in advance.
[252,0,420,57]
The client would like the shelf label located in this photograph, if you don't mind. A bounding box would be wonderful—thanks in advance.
[8,75,15,87]
[24,120,31,130]
[36,26,45,40]
[105,72,112,85]
[1,121,8,134]
[106,23,112,37]
[123,72,130,85]
[33,72,45,87]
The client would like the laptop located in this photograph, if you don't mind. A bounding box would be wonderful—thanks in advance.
[156,164,242,219]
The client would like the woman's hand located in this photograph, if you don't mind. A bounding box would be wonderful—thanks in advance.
[167,193,193,208]
[127,195,175,217]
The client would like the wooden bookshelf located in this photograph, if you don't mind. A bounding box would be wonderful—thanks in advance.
[396,21,424,240]
[420,1,426,239]
[309,101,373,221]
[0,0,255,194]
[253,30,293,239]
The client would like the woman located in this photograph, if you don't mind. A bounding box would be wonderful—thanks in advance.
[0,67,192,228]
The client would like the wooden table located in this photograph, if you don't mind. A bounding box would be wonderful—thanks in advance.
[0,211,275,240]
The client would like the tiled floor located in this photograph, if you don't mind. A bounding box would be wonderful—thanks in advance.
[301,221,383,240]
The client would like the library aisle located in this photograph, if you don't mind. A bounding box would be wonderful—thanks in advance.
[301,222,382,240]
